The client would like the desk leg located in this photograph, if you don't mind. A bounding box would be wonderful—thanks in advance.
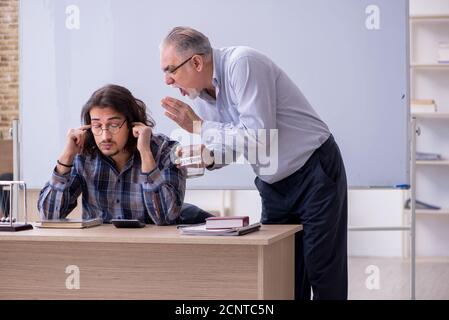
[257,234,295,300]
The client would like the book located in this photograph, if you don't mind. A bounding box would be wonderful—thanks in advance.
[404,199,441,210]
[178,222,261,236]
[411,99,437,114]
[36,218,103,229]
[205,216,249,229]
[416,152,443,161]
[438,42,449,63]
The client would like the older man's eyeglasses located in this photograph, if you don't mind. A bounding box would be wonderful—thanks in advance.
[165,53,204,75]
[91,120,127,136]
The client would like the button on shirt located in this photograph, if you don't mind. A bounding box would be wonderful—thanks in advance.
[196,47,331,184]
[38,134,185,225]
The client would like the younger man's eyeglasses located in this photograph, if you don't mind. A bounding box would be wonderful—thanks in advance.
[90,120,127,136]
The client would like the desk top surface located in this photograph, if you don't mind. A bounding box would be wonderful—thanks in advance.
[0,224,302,246]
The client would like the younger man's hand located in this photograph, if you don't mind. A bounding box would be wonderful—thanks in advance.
[132,122,153,154]
[63,125,91,157]
[57,125,91,174]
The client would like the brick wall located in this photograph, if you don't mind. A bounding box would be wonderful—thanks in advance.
[0,0,19,139]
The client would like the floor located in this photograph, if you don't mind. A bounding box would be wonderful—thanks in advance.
[348,256,449,300]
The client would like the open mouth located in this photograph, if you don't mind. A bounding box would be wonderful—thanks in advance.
[179,88,187,96]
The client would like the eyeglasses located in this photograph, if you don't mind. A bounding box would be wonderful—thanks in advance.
[164,53,204,75]
[90,119,127,136]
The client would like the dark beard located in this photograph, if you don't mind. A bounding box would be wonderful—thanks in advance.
[109,150,120,157]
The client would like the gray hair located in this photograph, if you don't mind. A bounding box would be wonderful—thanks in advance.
[162,26,212,59]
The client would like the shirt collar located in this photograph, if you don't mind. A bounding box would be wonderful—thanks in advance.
[99,151,135,175]
[198,48,221,103]
[211,48,221,88]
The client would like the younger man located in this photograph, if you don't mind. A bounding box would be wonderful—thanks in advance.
[38,84,185,225]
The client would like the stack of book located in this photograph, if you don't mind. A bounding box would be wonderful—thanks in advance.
[178,223,261,236]
[411,99,437,114]
[178,215,261,236]
[438,42,449,64]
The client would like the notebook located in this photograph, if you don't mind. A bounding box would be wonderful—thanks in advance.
[178,222,261,236]
[36,218,103,229]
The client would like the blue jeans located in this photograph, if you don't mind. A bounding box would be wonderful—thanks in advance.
[255,135,348,300]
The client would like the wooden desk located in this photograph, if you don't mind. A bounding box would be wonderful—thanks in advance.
[0,224,301,299]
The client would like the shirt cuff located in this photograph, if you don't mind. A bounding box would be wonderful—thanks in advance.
[140,167,165,191]
[201,120,226,170]
[50,167,71,191]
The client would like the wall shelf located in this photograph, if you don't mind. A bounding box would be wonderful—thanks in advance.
[406,209,449,215]
[410,63,449,69]
[410,15,449,21]
[412,113,449,119]
[416,160,449,166]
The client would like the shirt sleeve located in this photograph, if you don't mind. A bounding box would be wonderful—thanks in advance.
[138,141,186,225]
[201,56,278,170]
[37,166,82,220]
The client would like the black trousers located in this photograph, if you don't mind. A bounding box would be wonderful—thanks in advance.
[255,135,348,300]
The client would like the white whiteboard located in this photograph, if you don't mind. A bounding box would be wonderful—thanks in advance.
[20,0,410,189]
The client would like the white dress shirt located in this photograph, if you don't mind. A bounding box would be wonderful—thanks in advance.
[195,47,330,184]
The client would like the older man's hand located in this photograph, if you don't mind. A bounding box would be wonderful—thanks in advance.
[161,97,203,134]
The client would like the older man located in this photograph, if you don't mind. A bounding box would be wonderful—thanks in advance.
[160,26,348,300]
